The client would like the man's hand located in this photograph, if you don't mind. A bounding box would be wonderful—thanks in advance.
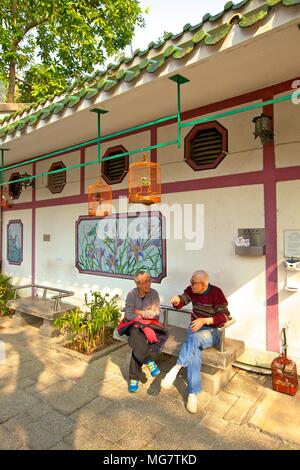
[170,296,181,307]
[142,308,158,319]
[191,317,212,332]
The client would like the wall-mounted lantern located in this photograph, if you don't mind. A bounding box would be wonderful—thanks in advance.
[20,172,34,189]
[252,114,274,145]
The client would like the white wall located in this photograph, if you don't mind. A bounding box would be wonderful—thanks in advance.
[158,104,263,184]
[277,180,300,364]
[3,90,300,369]
[2,209,32,286]
[275,93,300,168]
[36,151,80,200]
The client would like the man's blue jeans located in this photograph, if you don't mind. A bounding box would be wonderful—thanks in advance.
[177,326,220,394]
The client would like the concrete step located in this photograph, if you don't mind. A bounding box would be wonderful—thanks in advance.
[201,364,235,395]
[163,325,245,369]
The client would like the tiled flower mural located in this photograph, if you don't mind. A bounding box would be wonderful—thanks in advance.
[76,212,166,282]
[7,219,23,265]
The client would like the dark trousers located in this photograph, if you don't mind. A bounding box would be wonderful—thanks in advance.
[127,326,151,380]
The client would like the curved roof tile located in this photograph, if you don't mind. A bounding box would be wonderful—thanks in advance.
[1,0,299,139]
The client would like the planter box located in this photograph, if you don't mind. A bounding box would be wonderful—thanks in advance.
[56,340,127,363]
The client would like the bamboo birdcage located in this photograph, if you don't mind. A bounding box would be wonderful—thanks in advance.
[128,155,161,205]
[0,188,13,209]
[88,178,112,217]
[271,328,298,396]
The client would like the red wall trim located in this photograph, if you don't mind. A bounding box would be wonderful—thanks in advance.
[263,102,279,352]
[276,166,300,182]
[32,162,36,293]
[4,171,266,211]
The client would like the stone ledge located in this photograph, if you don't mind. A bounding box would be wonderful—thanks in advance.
[54,340,127,363]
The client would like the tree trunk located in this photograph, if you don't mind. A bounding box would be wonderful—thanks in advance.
[7,60,16,102]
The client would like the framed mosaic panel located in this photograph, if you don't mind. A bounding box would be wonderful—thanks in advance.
[76,212,166,282]
[7,219,23,265]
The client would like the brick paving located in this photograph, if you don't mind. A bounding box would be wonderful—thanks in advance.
[0,319,299,450]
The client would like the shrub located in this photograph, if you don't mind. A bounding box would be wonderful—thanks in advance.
[53,291,122,353]
[0,274,15,315]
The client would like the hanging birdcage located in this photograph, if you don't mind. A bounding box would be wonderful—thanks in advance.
[88,178,112,217]
[0,188,13,209]
[128,155,161,206]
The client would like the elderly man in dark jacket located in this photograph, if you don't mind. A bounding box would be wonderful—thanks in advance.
[123,271,163,393]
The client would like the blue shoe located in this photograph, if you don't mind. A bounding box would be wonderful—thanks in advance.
[128,379,139,393]
[147,360,160,377]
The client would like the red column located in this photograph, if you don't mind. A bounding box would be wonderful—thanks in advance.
[263,101,279,352]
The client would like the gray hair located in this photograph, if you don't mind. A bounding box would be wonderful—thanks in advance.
[191,270,209,281]
[134,271,149,282]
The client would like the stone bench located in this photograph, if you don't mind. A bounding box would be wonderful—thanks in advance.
[6,284,76,336]
[114,305,245,394]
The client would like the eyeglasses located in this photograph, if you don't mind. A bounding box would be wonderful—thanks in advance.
[190,280,206,286]
[136,280,151,285]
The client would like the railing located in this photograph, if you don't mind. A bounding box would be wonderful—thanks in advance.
[160,304,236,353]
[11,284,75,312]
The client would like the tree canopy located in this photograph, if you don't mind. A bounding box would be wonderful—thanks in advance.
[0,1,145,102]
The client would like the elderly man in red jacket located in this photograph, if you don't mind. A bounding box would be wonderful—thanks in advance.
[161,270,230,413]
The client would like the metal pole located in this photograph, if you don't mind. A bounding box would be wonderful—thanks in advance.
[0,139,178,187]
[177,81,181,148]
[0,113,177,175]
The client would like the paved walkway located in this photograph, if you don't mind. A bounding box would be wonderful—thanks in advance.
[0,318,299,450]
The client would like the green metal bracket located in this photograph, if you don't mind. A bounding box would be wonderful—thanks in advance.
[0,84,298,189]
[90,108,108,165]
[169,74,190,148]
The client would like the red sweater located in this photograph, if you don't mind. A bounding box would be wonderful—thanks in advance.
[176,284,230,327]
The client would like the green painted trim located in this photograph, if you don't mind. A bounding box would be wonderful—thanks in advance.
[123,67,141,82]
[163,45,182,58]
[146,56,165,73]
[267,0,282,6]
[204,24,232,45]
[282,0,300,5]
[181,92,296,129]
[239,4,270,28]
[139,58,150,70]
[192,30,207,44]
[103,79,118,91]
[65,96,80,108]
[190,22,203,32]
[173,43,194,59]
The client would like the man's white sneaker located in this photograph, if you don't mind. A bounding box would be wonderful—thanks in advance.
[161,366,179,390]
[186,394,198,413]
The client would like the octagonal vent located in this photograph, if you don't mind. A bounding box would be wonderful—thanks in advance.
[184,121,228,171]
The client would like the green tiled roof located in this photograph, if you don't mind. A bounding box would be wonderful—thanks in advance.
[1,0,299,139]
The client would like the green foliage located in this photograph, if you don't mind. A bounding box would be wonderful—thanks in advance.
[0,1,145,102]
[53,291,122,353]
[0,274,15,315]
